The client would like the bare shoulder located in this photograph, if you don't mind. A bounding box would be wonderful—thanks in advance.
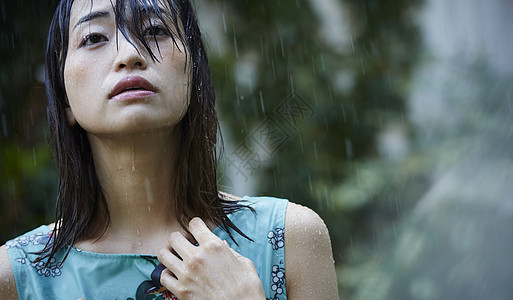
[285,202,328,234]
[0,245,19,299]
[284,202,338,299]
[284,202,332,253]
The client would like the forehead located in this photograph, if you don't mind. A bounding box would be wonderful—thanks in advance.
[69,0,172,25]
[69,0,113,22]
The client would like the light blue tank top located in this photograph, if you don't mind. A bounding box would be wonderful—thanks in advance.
[6,196,288,300]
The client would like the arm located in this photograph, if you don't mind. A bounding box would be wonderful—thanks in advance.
[285,202,339,299]
[0,245,19,300]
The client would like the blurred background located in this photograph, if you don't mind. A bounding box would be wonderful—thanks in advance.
[1,0,512,298]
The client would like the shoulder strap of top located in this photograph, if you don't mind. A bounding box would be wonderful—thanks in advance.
[215,196,289,300]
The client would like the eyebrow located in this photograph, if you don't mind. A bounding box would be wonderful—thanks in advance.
[73,11,110,31]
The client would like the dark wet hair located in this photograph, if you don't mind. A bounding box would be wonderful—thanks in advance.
[39,0,251,263]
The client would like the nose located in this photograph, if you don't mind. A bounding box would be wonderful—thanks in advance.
[113,35,147,71]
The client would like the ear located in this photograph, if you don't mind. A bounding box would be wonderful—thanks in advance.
[65,107,77,126]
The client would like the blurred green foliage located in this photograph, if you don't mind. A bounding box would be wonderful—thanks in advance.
[0,0,59,241]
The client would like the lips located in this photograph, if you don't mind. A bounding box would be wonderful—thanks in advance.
[109,76,156,101]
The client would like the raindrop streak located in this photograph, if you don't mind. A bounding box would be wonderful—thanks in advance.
[259,91,265,114]
[350,33,355,55]
[271,60,277,82]
[144,177,154,205]
[131,143,135,172]
[313,142,318,160]
[235,86,240,105]
[233,30,239,59]
[308,174,313,193]
[277,24,285,57]
[221,12,227,33]
[320,53,326,71]
[324,185,330,208]
[352,104,359,123]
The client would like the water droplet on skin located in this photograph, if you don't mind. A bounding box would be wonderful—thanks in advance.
[145,177,154,204]
[137,242,142,246]
[131,143,136,172]
[136,230,141,236]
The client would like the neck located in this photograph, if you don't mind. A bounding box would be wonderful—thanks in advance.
[85,129,182,251]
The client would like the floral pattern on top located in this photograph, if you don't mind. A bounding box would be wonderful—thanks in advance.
[6,231,62,277]
[267,226,286,299]
[269,265,285,300]
[267,228,284,250]
[6,232,51,250]
[32,257,62,277]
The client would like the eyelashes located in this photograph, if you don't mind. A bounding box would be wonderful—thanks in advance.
[78,25,172,48]
[143,25,172,38]
[79,33,108,47]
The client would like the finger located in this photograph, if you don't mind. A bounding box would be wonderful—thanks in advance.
[188,217,217,245]
[158,248,185,279]
[160,267,180,293]
[167,231,196,261]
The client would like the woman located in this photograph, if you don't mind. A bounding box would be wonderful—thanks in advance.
[0,0,338,299]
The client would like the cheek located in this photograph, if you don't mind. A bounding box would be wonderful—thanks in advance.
[63,54,101,125]
[64,55,88,97]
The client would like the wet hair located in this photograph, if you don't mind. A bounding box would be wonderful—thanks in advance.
[38,0,251,263]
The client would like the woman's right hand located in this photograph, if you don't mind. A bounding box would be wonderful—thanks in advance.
[157,217,266,299]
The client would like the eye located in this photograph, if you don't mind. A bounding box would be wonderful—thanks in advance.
[143,25,171,38]
[79,33,108,47]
